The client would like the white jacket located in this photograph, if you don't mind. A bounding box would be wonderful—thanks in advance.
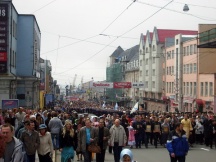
[37,132,53,155]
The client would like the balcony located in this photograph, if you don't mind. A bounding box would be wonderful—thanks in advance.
[198,28,216,48]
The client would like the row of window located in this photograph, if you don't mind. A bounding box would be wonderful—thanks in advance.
[183,63,197,74]
[145,69,156,76]
[166,44,197,60]
[145,81,155,89]
[200,82,213,96]
[165,63,197,75]
[166,82,213,97]
[126,60,139,70]
[183,82,197,96]
[183,44,197,56]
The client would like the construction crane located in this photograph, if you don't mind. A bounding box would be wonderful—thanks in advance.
[81,76,83,89]
[72,74,77,90]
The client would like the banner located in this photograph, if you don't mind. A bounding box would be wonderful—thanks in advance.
[113,82,131,88]
[92,82,113,88]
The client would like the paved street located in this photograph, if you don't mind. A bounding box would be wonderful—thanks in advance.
[36,144,215,162]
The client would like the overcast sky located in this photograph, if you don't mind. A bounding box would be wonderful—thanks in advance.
[12,0,216,87]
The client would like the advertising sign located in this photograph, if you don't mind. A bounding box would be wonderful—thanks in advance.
[0,52,7,61]
[113,82,131,88]
[45,94,54,106]
[0,4,8,74]
[2,99,19,109]
[92,82,113,88]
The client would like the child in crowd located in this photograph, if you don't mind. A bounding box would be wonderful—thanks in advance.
[120,149,137,162]
[128,121,135,149]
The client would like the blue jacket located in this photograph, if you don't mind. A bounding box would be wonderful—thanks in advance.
[166,130,189,157]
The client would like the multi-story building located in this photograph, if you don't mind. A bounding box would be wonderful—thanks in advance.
[106,46,124,103]
[164,34,198,112]
[0,1,41,108]
[139,27,197,112]
[163,24,216,113]
[197,24,216,113]
[121,45,139,106]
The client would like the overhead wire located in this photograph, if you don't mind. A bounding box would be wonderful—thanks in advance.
[161,0,216,10]
[118,0,174,37]
[32,0,57,14]
[53,0,174,74]
[100,0,137,34]
[53,37,119,75]
[134,0,216,21]
[41,34,100,55]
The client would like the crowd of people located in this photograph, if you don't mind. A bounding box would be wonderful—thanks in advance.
[0,101,216,162]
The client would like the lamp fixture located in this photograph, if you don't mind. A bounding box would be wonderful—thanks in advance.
[183,4,189,12]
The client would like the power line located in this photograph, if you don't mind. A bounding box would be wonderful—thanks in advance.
[53,37,119,75]
[32,0,57,14]
[135,0,216,21]
[41,34,100,55]
[118,0,174,37]
[161,0,216,10]
[54,0,174,75]
[100,0,137,34]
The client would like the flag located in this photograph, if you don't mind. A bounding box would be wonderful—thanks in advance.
[130,102,138,114]
[114,102,118,110]
[102,101,106,109]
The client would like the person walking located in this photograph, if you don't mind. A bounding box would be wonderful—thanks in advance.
[21,120,40,162]
[166,123,189,162]
[181,114,193,140]
[48,112,63,150]
[95,118,110,162]
[37,124,53,162]
[161,118,170,147]
[109,119,127,162]
[77,118,98,162]
[0,123,24,162]
[59,120,75,162]
[132,116,144,149]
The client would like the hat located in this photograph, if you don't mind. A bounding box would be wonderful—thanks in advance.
[39,124,47,130]
[120,149,133,162]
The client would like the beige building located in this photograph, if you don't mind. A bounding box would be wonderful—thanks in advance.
[139,27,197,112]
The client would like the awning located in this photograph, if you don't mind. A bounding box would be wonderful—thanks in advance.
[196,99,203,105]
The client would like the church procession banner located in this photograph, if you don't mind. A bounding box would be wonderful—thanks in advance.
[92,82,144,89]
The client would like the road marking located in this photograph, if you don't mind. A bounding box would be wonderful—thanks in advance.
[200,148,210,151]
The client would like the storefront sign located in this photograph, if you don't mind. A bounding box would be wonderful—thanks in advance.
[92,82,113,88]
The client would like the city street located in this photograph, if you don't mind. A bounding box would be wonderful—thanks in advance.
[36,144,215,162]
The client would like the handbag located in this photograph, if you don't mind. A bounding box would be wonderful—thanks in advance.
[87,144,101,153]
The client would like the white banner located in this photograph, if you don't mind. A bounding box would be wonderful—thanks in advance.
[92,82,113,88]
[132,82,144,88]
